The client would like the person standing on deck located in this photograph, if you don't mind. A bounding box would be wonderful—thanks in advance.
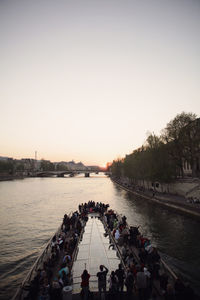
[125,268,134,300]
[108,271,118,299]
[136,266,148,300]
[96,265,109,300]
[81,269,90,300]
[115,264,125,292]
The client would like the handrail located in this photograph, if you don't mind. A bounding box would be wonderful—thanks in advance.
[116,211,178,283]
[12,211,74,300]
[71,222,85,266]
[73,279,99,285]
[101,216,126,270]
[12,224,62,300]
[160,258,178,280]
[70,218,86,285]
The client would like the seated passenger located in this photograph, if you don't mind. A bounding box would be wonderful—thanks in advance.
[58,263,69,278]
[63,253,71,264]
[49,278,62,300]
[115,229,120,240]
[59,271,70,287]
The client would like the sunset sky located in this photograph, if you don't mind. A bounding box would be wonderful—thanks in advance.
[1,0,200,166]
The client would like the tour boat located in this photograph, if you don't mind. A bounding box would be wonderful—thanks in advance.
[12,202,197,300]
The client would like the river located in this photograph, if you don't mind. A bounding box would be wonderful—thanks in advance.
[0,175,200,299]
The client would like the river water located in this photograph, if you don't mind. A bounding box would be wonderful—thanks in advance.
[0,175,200,299]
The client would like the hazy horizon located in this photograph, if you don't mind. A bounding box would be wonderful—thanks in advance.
[0,153,103,166]
[1,0,200,166]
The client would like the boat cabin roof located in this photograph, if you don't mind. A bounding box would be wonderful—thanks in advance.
[72,213,121,293]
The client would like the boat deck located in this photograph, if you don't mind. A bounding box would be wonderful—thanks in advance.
[72,291,138,300]
[72,214,121,294]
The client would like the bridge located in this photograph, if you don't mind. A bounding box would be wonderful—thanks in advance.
[36,169,110,178]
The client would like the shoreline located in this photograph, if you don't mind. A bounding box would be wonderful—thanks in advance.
[0,175,25,181]
[111,177,200,220]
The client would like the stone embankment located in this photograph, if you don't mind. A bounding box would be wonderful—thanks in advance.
[0,174,24,181]
[111,177,200,220]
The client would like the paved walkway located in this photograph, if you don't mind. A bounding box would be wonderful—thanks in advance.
[143,189,200,212]
[112,179,200,219]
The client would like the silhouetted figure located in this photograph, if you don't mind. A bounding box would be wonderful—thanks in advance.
[164,284,176,300]
[81,269,90,300]
[125,269,134,300]
[108,271,118,299]
[115,264,125,292]
[96,265,108,300]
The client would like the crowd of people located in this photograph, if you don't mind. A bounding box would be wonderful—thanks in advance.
[78,201,110,215]
[25,201,109,300]
[25,210,83,300]
[24,201,195,300]
[80,204,195,300]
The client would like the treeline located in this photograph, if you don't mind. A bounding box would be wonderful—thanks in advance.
[40,160,68,171]
[0,160,15,174]
[0,159,68,174]
[111,112,200,183]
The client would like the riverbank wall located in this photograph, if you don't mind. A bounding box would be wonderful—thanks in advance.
[125,177,200,201]
[0,175,25,181]
[111,177,200,220]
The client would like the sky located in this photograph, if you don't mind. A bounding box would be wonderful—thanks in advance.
[0,0,200,166]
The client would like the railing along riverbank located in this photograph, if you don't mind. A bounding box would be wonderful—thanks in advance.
[111,177,200,220]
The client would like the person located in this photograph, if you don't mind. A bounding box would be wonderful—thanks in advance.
[139,248,148,264]
[160,273,168,293]
[115,264,125,292]
[183,283,194,300]
[164,284,176,300]
[143,267,152,299]
[108,271,118,299]
[81,269,90,300]
[63,253,71,264]
[125,268,134,300]
[49,278,62,300]
[135,267,148,300]
[96,265,109,300]
[59,271,69,287]
[58,263,69,279]
[115,229,120,240]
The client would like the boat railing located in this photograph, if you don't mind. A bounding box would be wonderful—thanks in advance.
[101,215,126,270]
[113,180,181,283]
[12,225,62,300]
[73,274,99,284]
[116,213,178,282]
[71,218,86,264]
[160,258,178,280]
[70,218,86,284]
[12,212,74,300]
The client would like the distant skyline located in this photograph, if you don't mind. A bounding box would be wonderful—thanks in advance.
[0,155,97,166]
[1,0,200,167]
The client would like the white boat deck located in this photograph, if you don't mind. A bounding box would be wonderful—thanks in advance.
[72,214,121,294]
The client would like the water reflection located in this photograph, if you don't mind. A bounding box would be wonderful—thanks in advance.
[0,176,200,299]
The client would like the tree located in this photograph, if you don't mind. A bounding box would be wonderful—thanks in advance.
[56,164,68,171]
[110,159,123,178]
[179,118,200,177]
[40,159,55,171]
[111,112,199,184]
[161,112,197,177]
[0,160,14,174]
